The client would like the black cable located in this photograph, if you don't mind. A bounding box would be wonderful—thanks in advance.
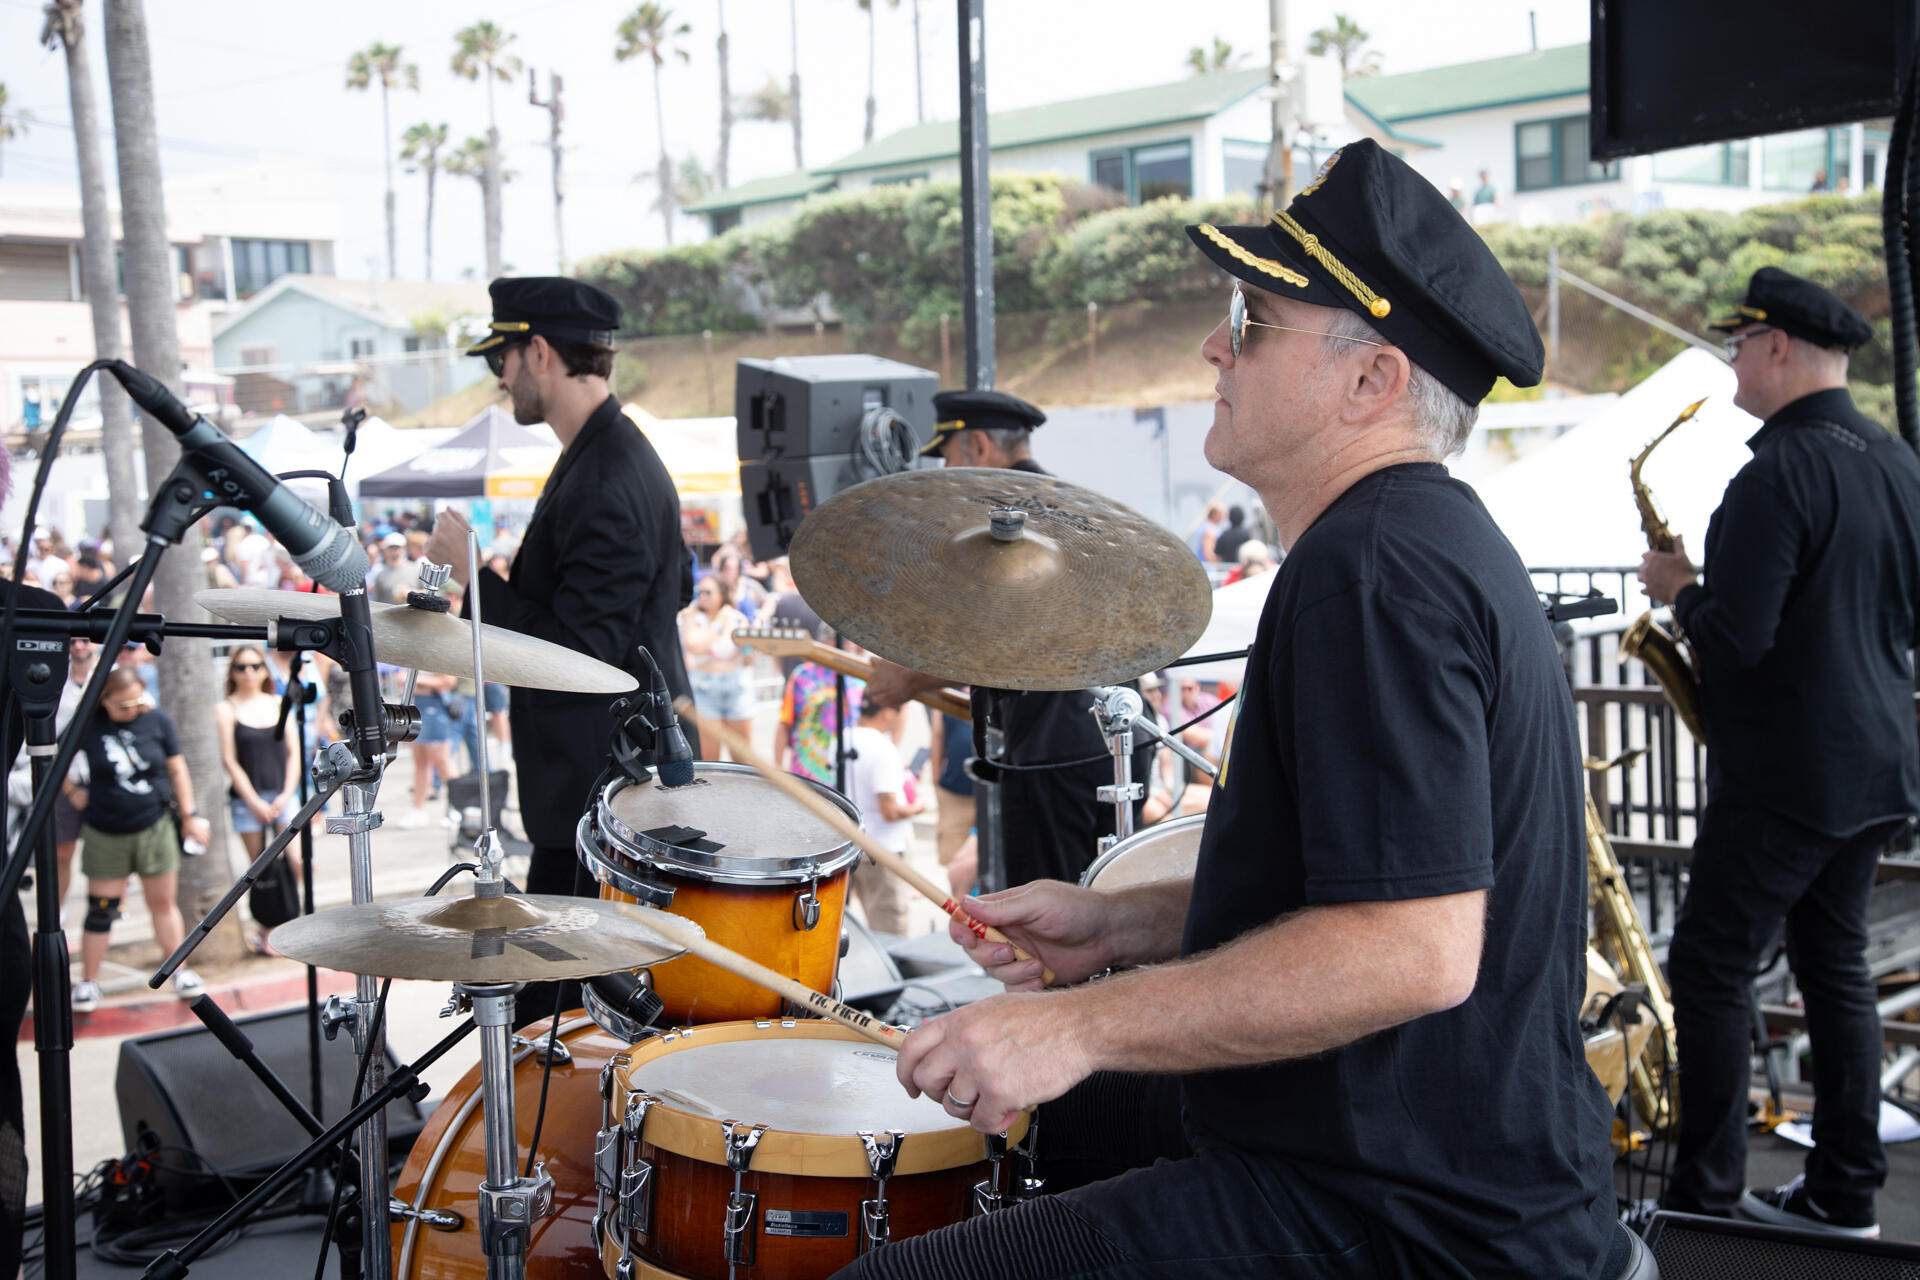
[523,981,567,1179]
[1890,43,1920,448]
[978,697,1232,775]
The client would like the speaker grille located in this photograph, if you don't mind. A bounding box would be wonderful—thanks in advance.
[1648,1218,1920,1279]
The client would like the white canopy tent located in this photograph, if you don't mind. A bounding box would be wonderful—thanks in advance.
[1466,348,1758,568]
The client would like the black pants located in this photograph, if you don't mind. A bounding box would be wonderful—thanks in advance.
[1,897,29,1280]
[833,1073,1381,1280]
[513,843,591,1030]
[1662,802,1897,1215]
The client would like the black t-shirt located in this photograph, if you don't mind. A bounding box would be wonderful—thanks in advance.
[1674,387,1920,836]
[1180,464,1613,1279]
[77,708,180,835]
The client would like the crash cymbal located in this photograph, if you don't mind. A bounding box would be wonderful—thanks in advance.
[787,468,1213,691]
[196,587,637,694]
[268,892,692,982]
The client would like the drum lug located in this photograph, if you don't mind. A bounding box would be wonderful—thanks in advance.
[600,1051,631,1103]
[972,1131,1008,1216]
[617,1158,653,1238]
[724,1190,759,1267]
[857,1129,904,1181]
[1016,1114,1045,1202]
[857,1129,905,1253]
[615,1257,636,1280]
[793,883,822,931]
[389,1197,463,1232]
[594,1124,622,1199]
[722,1119,769,1173]
[859,1196,890,1251]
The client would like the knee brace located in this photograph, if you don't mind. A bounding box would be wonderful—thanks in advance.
[84,895,121,934]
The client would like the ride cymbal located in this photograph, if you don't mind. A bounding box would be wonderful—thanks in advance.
[196,587,637,693]
[787,468,1213,690]
[268,893,692,982]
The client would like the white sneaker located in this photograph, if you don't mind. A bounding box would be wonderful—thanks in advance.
[71,980,101,1013]
[394,810,429,830]
[172,968,204,999]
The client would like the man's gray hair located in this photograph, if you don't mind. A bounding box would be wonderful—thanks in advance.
[1320,310,1480,459]
[975,426,1031,454]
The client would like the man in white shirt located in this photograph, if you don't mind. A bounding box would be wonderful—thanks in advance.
[845,702,922,935]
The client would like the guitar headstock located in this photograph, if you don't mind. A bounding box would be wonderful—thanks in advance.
[732,625,821,657]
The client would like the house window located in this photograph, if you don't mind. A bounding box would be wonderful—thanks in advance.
[1514,115,1619,192]
[239,345,278,367]
[231,239,312,297]
[708,209,743,235]
[1223,140,1268,200]
[1652,140,1751,186]
[1089,140,1194,205]
[348,337,377,358]
[1761,126,1851,191]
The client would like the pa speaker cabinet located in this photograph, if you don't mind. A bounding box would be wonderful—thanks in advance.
[1643,1209,1920,1277]
[738,454,870,560]
[734,354,938,460]
[115,1004,424,1208]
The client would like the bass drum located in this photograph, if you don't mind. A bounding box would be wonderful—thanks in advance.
[392,1015,618,1279]
[1078,813,1206,892]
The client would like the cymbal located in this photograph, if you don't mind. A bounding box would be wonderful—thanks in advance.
[787,468,1213,691]
[268,893,693,982]
[196,588,637,694]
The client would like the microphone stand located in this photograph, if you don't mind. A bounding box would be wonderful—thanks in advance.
[274,649,326,1119]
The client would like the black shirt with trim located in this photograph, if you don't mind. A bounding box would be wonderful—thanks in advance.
[77,708,180,835]
[1673,387,1920,837]
[1180,464,1613,1278]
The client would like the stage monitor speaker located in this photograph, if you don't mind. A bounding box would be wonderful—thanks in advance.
[1591,1,1918,159]
[738,453,872,560]
[1642,1209,1920,1277]
[735,354,938,460]
[115,1004,424,1209]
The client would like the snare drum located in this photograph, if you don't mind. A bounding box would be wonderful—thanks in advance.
[391,1015,617,1278]
[577,765,863,1025]
[596,1019,1028,1280]
[1078,813,1206,892]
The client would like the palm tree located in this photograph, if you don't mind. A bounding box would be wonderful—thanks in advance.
[715,0,733,191]
[1186,37,1246,76]
[400,122,449,279]
[102,0,233,948]
[345,43,418,280]
[0,83,29,177]
[1307,14,1382,77]
[855,0,899,145]
[909,0,923,123]
[787,0,804,168]
[40,0,140,562]
[451,20,521,277]
[614,4,692,246]
[648,154,715,214]
[741,76,793,126]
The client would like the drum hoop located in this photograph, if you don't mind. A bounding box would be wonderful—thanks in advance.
[612,1019,1028,1177]
[595,767,865,883]
[397,1015,600,1277]
[1078,812,1208,890]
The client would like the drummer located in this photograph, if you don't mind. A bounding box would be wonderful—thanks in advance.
[427,276,695,1026]
[847,141,1616,1278]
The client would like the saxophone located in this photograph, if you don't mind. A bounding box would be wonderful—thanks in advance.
[1621,397,1709,743]
[1585,792,1678,1133]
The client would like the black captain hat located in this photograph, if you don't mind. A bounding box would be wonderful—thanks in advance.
[1184,138,1543,404]
[1707,266,1873,351]
[920,388,1047,457]
[465,276,623,356]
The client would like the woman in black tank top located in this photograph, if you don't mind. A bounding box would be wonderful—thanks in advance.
[217,648,302,945]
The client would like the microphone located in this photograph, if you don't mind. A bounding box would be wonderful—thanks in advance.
[635,646,695,786]
[108,360,369,593]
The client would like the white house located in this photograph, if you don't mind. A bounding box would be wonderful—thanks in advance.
[211,276,491,419]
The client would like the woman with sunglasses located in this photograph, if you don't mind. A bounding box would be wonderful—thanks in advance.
[64,668,211,1010]
[216,647,302,951]
[679,572,754,758]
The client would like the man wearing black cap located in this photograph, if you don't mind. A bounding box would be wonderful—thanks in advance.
[1640,267,1920,1237]
[428,277,694,1022]
[869,389,1149,889]
[851,140,1615,1280]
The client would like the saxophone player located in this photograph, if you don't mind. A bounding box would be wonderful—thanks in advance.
[1638,267,1920,1236]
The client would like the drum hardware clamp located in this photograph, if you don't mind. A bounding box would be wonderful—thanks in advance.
[972,1131,1009,1217]
[722,1121,771,1267]
[319,993,357,1041]
[858,1128,907,1250]
[511,1032,572,1066]
[1091,686,1147,852]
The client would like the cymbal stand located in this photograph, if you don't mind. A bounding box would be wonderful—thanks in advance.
[1090,686,1144,853]
[461,982,553,1280]
[1126,708,1219,780]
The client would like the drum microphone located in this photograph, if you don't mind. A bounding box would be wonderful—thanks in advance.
[635,646,696,786]
[107,359,369,594]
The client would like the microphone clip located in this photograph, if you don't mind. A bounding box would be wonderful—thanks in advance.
[608,694,664,786]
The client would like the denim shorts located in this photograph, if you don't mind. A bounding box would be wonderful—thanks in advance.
[230,790,283,836]
[415,692,456,744]
[690,667,754,721]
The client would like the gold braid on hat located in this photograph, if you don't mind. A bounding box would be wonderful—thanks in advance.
[1195,224,1308,288]
[1270,212,1392,319]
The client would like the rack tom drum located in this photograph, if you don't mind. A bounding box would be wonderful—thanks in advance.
[1078,813,1206,893]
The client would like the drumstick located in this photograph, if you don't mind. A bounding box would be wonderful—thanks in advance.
[612,902,907,1049]
[676,699,1055,986]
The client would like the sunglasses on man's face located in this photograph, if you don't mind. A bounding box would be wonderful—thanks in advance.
[1226,283,1384,359]
[485,341,529,378]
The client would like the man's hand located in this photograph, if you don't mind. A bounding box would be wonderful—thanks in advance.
[425,508,475,588]
[949,881,1117,990]
[896,992,1096,1134]
[863,656,943,712]
[1637,536,1698,607]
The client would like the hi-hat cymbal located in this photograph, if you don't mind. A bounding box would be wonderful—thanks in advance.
[196,588,637,694]
[787,468,1213,691]
[268,892,692,982]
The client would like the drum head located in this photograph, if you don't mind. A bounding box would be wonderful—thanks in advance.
[633,1035,957,1137]
[600,764,861,883]
[1080,813,1206,891]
